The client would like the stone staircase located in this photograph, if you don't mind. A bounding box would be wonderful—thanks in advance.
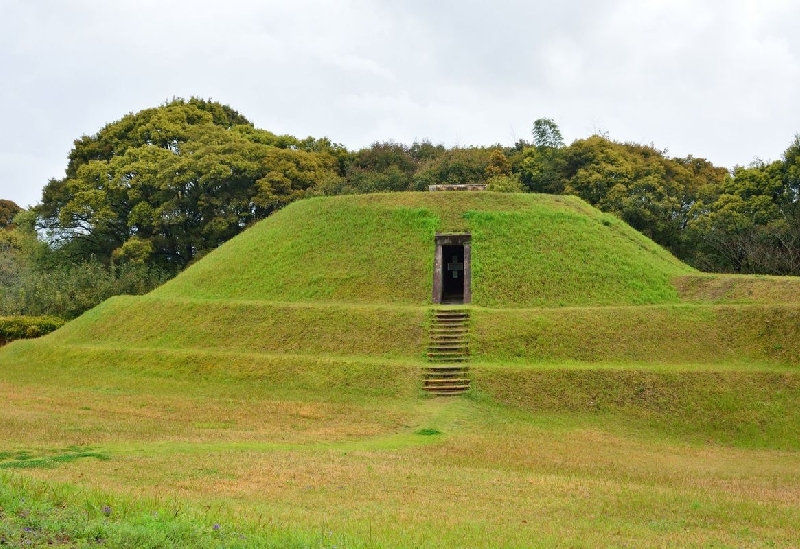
[424,309,470,396]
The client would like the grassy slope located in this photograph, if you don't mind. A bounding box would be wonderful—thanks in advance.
[50,296,428,359]
[41,296,800,367]
[153,192,692,307]
[466,201,689,307]
[152,195,438,305]
[37,190,720,366]
[675,272,800,303]
[471,303,800,364]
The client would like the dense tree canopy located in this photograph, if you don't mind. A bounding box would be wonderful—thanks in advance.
[28,100,800,277]
[4,99,800,320]
[36,98,342,269]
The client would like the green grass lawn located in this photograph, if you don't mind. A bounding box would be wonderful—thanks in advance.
[1,335,798,548]
[1,192,799,547]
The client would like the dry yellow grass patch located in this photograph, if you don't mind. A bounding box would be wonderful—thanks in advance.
[0,382,410,448]
[15,402,800,548]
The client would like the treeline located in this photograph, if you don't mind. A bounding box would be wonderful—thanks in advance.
[2,98,800,320]
[1,206,169,320]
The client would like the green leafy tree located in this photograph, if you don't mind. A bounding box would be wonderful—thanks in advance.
[1,209,169,319]
[0,200,22,228]
[517,146,567,194]
[412,147,495,189]
[0,209,43,291]
[485,149,512,179]
[408,140,446,163]
[35,99,341,269]
[0,227,22,290]
[514,119,567,194]
[486,174,523,193]
[531,118,564,149]
[332,141,418,194]
[782,134,800,206]
[558,136,727,256]
[686,158,791,273]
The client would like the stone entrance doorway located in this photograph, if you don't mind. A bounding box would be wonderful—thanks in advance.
[433,234,471,304]
[442,245,465,303]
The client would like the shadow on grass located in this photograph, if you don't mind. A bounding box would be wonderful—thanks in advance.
[0,446,110,469]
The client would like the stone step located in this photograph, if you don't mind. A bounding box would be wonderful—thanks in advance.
[428,346,469,352]
[424,369,469,377]
[425,386,470,396]
[429,348,469,355]
[427,356,469,362]
[426,309,470,391]
[424,377,470,384]
[429,347,469,353]
[424,378,470,386]
[425,377,469,384]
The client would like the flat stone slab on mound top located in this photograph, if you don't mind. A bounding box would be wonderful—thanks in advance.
[428,184,487,191]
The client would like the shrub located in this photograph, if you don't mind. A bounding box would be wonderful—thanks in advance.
[0,315,65,345]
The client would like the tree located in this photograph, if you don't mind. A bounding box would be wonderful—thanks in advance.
[485,149,512,179]
[686,159,790,273]
[1,207,169,319]
[412,147,496,189]
[336,141,418,194]
[515,119,567,194]
[556,135,727,257]
[517,146,566,194]
[0,202,31,292]
[408,140,446,163]
[34,99,342,269]
[531,118,564,150]
[0,200,21,228]
[782,134,800,205]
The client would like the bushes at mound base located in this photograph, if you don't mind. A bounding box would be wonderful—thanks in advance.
[0,316,64,345]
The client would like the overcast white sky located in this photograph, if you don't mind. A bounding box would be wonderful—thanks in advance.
[1,0,799,208]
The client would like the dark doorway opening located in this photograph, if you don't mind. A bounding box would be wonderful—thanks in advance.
[432,233,471,305]
[441,245,465,304]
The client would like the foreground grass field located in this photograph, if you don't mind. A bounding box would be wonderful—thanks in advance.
[1,336,799,548]
[1,192,799,547]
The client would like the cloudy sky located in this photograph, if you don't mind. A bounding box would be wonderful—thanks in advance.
[2,0,799,208]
